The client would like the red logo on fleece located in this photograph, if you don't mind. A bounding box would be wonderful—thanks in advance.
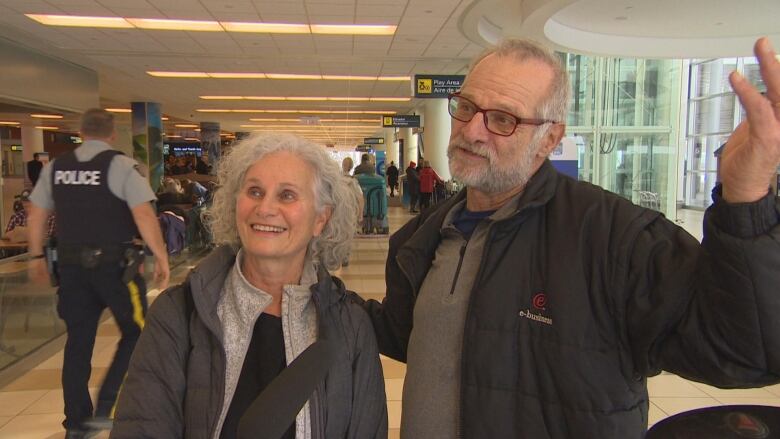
[532,293,547,311]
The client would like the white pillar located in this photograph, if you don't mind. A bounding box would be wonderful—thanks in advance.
[400,128,417,169]
[20,123,44,162]
[114,124,134,157]
[422,98,451,180]
[384,128,398,168]
[21,123,45,186]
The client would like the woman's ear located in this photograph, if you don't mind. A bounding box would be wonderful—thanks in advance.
[313,205,332,237]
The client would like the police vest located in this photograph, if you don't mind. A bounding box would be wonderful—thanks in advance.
[52,150,139,246]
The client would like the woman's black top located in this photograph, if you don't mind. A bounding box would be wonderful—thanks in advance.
[219,313,295,439]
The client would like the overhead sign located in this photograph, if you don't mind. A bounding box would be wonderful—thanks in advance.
[414,74,465,98]
[355,144,372,152]
[382,115,420,128]
[363,137,384,144]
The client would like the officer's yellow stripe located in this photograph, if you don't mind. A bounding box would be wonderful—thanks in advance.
[127,280,145,329]
[110,379,124,419]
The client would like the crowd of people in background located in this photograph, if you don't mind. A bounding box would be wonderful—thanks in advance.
[164,154,211,176]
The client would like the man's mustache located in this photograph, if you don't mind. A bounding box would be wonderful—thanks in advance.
[448,139,492,161]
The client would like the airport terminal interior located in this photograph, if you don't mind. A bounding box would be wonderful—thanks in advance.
[0,0,779,437]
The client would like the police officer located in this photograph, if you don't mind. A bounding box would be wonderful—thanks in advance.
[27,108,170,439]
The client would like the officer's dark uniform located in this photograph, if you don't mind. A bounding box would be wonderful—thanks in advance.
[51,149,148,430]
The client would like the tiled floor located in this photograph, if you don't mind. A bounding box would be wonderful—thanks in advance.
[1,205,778,438]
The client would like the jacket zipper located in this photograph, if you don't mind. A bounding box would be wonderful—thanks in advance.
[448,243,468,296]
[458,230,494,439]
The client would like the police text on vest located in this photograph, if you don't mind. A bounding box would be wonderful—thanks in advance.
[54,170,101,185]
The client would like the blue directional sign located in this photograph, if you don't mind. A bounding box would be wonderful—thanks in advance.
[382,115,420,128]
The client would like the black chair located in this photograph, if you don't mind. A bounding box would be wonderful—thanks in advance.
[646,405,780,438]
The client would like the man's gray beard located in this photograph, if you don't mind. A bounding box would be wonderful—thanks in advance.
[447,132,544,194]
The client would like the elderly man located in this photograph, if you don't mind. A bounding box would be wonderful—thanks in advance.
[360,38,780,438]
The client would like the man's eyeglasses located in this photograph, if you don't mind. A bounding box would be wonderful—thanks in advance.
[447,93,557,137]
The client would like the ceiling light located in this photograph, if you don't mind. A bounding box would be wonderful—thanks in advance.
[126,18,223,31]
[105,108,131,113]
[370,97,411,102]
[27,14,396,37]
[199,96,245,100]
[36,126,59,130]
[240,124,380,129]
[327,97,370,101]
[287,97,328,101]
[0,121,20,125]
[310,24,396,35]
[147,71,209,78]
[166,134,182,138]
[197,109,396,115]
[221,22,310,34]
[148,71,409,81]
[243,96,286,101]
[247,118,381,123]
[31,114,63,119]
[26,14,133,28]
[184,137,200,141]
[265,73,322,80]
[175,124,199,128]
[208,73,267,79]
[322,75,377,81]
[162,117,169,121]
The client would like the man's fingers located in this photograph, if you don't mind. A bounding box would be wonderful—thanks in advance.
[756,37,780,105]
[729,71,774,127]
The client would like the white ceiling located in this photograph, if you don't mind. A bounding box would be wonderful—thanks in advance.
[461,0,780,59]
[0,0,480,144]
[0,0,778,145]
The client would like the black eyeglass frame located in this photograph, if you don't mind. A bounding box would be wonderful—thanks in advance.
[447,92,557,137]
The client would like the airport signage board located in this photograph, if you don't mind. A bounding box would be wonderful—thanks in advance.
[414,74,465,98]
[363,137,384,144]
[382,115,420,128]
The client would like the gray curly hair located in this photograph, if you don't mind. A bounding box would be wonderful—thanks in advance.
[205,132,358,270]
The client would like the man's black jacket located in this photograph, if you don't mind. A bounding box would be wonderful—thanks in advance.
[362,160,780,438]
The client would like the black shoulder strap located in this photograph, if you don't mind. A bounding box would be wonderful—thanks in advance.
[237,339,335,439]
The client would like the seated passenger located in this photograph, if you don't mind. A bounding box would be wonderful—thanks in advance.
[3,190,55,243]
[156,177,190,206]
[180,178,209,205]
[111,132,387,439]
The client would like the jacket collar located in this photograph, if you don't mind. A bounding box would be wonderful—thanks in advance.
[188,245,345,338]
[187,245,237,339]
[395,159,559,294]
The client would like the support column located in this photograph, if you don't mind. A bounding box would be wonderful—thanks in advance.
[201,122,221,175]
[131,102,164,191]
[21,123,45,188]
[114,124,133,157]
[400,128,417,169]
[422,98,451,180]
[384,128,398,169]
[20,123,44,163]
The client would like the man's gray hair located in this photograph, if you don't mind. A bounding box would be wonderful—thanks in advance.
[205,132,358,270]
[80,108,115,138]
[468,39,570,124]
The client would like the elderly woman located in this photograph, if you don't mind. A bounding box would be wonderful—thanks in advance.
[110,133,387,439]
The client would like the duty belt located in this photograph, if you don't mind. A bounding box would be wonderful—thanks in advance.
[57,244,134,268]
